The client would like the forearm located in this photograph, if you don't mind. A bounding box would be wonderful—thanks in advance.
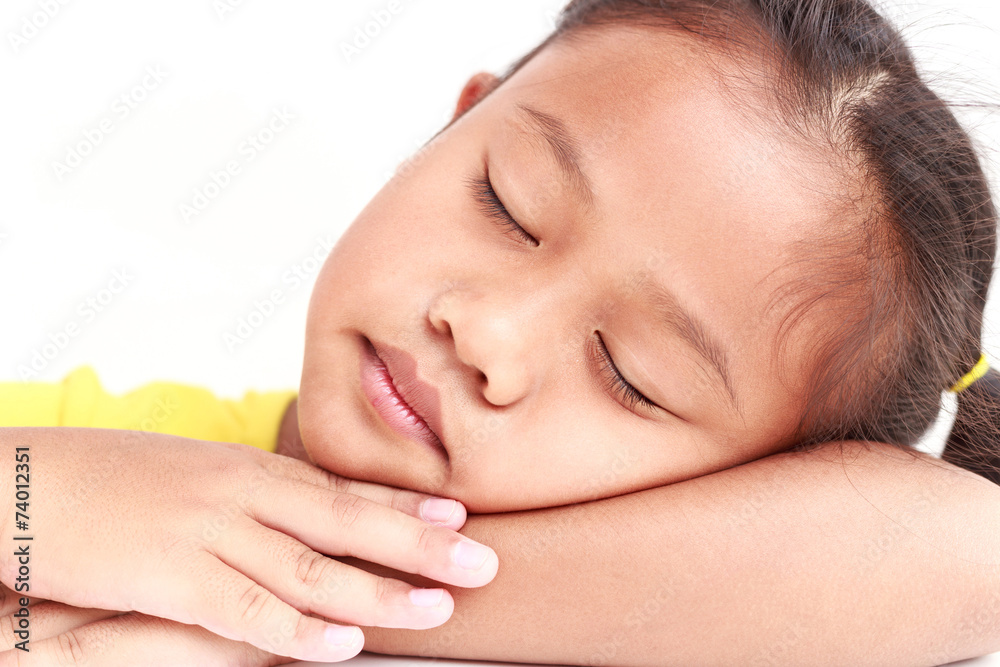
[364,441,1000,665]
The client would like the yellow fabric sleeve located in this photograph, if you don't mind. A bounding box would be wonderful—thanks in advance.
[0,366,296,453]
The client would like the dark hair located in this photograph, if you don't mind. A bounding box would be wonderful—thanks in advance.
[504,0,1000,484]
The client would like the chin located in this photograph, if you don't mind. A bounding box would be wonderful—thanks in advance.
[299,411,444,492]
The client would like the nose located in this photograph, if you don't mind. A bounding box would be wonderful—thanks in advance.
[428,288,534,407]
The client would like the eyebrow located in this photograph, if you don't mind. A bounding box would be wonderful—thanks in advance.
[642,280,743,416]
[515,104,596,208]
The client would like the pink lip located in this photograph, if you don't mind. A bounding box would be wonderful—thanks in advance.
[360,338,447,460]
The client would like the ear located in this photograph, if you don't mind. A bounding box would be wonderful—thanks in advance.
[453,72,500,121]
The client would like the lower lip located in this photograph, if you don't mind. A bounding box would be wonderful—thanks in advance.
[360,341,445,457]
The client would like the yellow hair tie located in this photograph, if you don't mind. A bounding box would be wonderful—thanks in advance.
[950,354,990,394]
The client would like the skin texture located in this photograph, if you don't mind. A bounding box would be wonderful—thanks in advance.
[3,21,999,667]
[298,26,843,513]
[0,427,497,664]
[359,440,1000,666]
[4,427,998,665]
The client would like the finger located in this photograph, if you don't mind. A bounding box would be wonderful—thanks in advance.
[173,552,364,662]
[0,601,121,650]
[216,520,454,629]
[325,475,468,531]
[252,452,467,530]
[251,478,499,588]
[0,612,289,667]
[0,585,40,618]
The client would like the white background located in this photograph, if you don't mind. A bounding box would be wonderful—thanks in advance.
[0,0,570,398]
[1,1,999,665]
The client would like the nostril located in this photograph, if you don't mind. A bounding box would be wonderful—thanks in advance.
[427,309,448,336]
[427,297,454,338]
[433,317,452,338]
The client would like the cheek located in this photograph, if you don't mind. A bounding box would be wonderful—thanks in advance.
[330,169,479,289]
[483,406,767,507]
[311,210,441,337]
[451,402,663,509]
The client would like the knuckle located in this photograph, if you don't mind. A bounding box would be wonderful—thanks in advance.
[0,648,23,667]
[389,488,409,513]
[329,493,369,530]
[373,577,393,608]
[292,613,316,648]
[235,584,276,630]
[413,524,436,555]
[327,473,352,495]
[238,469,271,506]
[55,630,85,665]
[293,550,329,590]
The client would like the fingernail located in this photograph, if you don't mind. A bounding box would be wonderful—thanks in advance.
[421,498,458,525]
[324,625,361,647]
[453,540,491,570]
[408,588,445,608]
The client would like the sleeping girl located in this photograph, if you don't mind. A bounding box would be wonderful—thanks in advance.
[2,0,1000,664]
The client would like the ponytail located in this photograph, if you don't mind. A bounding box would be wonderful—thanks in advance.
[943,367,1000,485]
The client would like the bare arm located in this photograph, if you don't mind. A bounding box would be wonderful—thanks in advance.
[361,441,1000,665]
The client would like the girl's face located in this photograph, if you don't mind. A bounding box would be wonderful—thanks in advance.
[299,26,840,512]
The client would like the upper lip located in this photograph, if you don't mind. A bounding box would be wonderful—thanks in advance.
[368,338,448,457]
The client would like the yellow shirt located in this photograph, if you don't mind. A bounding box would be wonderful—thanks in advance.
[0,366,296,453]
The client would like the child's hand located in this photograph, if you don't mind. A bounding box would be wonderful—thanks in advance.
[0,428,498,663]
[0,598,286,667]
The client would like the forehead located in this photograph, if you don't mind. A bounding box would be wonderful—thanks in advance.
[500,26,830,235]
[484,26,846,423]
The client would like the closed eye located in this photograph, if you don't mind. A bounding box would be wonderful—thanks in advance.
[467,164,539,247]
[591,332,661,414]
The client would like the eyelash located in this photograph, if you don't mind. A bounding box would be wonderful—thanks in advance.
[468,167,653,415]
[593,333,659,413]
[469,167,539,247]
